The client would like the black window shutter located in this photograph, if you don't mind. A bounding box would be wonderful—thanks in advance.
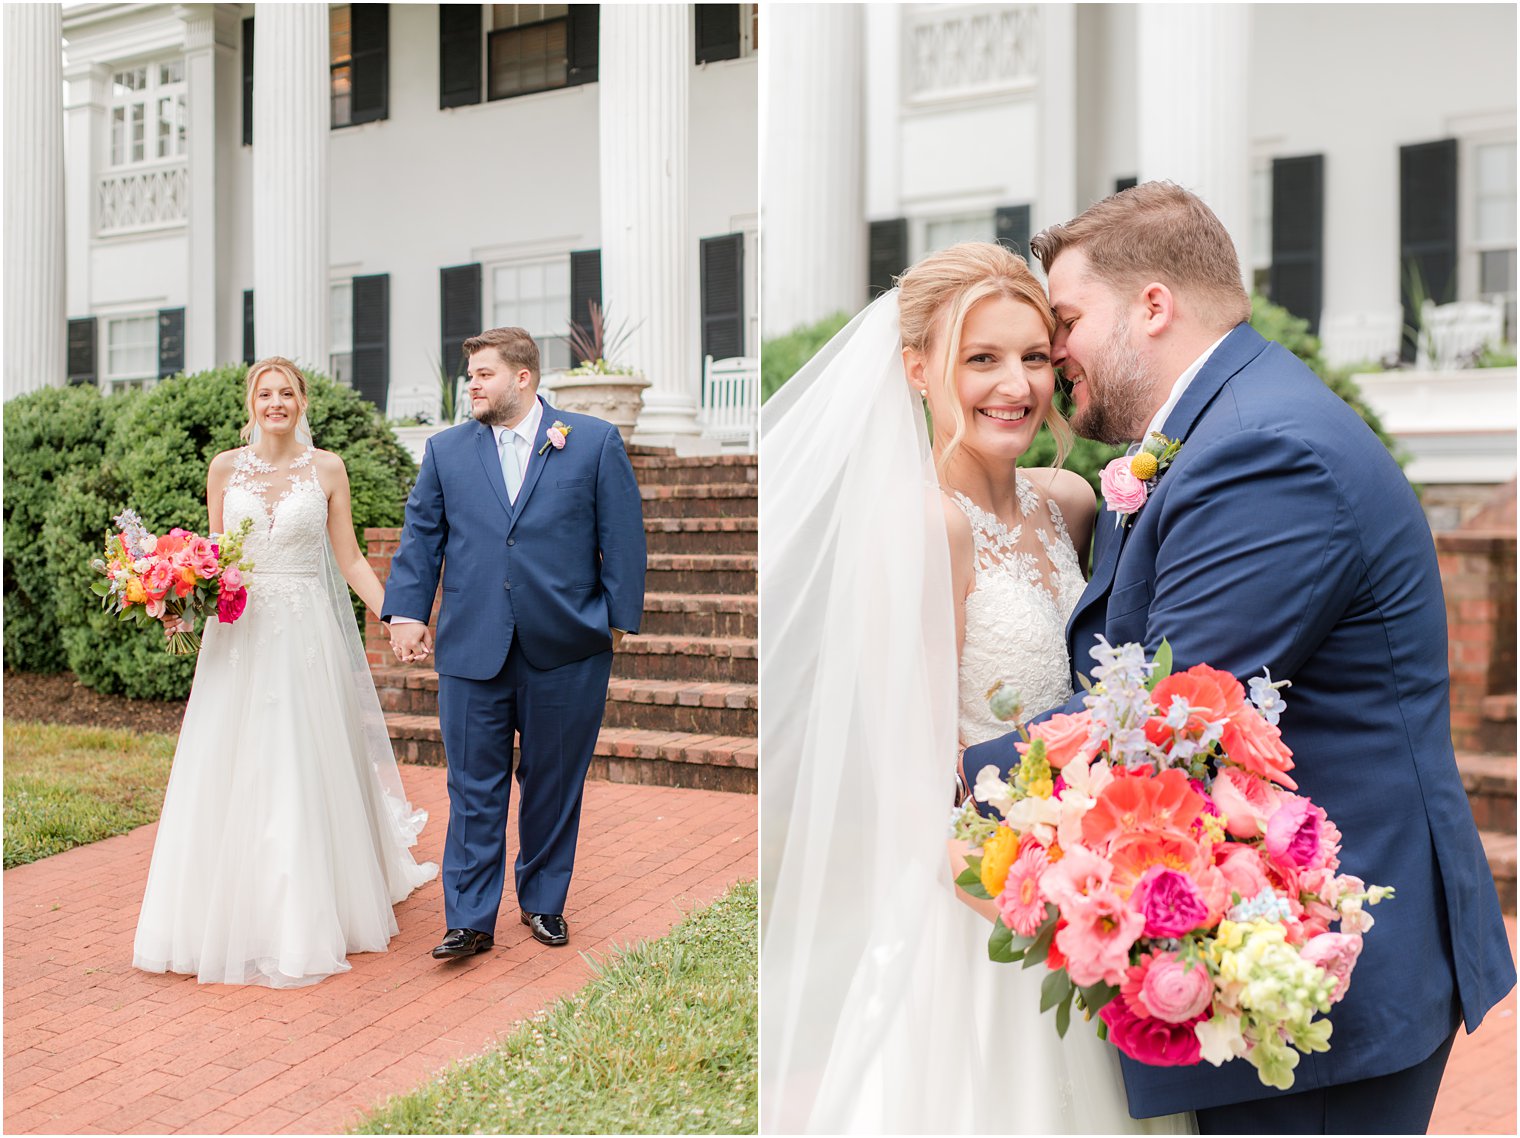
[349,3,389,124]
[352,273,390,410]
[439,4,482,109]
[439,263,482,383]
[1400,138,1458,360]
[67,317,97,386]
[1115,176,1138,193]
[695,5,742,64]
[157,307,185,379]
[241,17,254,146]
[1269,154,1325,335]
[700,234,745,360]
[566,6,599,87]
[868,218,908,299]
[242,290,255,364]
[569,249,603,352]
[995,204,1032,261]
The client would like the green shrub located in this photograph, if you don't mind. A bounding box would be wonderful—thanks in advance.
[8,367,418,700]
[761,312,851,403]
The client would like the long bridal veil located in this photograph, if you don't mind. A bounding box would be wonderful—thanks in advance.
[760,293,976,1132]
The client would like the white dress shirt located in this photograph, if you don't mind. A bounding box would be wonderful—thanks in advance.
[1141,331,1231,443]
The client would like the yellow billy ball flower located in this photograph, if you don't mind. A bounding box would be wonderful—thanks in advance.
[1129,452,1159,481]
[980,826,1021,897]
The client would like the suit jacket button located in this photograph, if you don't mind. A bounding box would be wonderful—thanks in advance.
[503,580,511,590]
[507,538,515,546]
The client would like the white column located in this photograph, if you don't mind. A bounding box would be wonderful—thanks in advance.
[252,3,328,370]
[3,3,66,398]
[600,4,700,445]
[1137,4,1252,282]
[62,61,108,322]
[1037,5,1078,237]
[180,5,237,372]
[762,4,864,338]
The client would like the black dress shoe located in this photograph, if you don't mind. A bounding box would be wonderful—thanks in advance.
[431,927,494,959]
[521,911,569,946]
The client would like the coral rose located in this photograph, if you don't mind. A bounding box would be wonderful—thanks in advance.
[1221,710,1297,790]
[1018,711,1097,770]
[1211,767,1280,839]
[1215,843,1272,904]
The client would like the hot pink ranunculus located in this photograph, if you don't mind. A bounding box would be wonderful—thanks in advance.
[1129,864,1210,939]
[1265,796,1324,871]
[1300,932,1363,1003]
[1100,457,1148,514]
[1056,888,1144,988]
[1128,951,1215,1024]
[217,585,248,624]
[1099,995,1205,1067]
[1211,767,1280,839]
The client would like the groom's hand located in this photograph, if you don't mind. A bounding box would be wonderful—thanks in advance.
[612,629,625,651]
[390,622,433,664]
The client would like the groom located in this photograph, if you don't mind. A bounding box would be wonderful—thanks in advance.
[384,326,645,954]
[965,183,1515,1133]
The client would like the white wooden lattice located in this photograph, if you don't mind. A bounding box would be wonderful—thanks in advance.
[97,164,188,234]
[905,6,1037,103]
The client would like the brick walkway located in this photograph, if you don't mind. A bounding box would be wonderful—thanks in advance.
[1429,915,1517,1135]
[3,767,757,1135]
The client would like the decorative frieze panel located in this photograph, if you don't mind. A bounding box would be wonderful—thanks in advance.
[97,163,187,234]
[903,5,1037,105]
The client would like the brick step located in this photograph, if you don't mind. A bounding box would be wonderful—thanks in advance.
[641,482,756,519]
[630,454,757,489]
[603,677,756,736]
[646,553,756,596]
[611,635,757,684]
[1478,693,1518,754]
[645,517,758,555]
[640,593,756,639]
[385,713,755,793]
[1460,752,1517,835]
[1482,829,1517,914]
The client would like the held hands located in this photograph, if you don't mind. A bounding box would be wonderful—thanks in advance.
[159,613,193,640]
[390,622,434,664]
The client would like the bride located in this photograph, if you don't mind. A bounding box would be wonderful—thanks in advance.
[760,243,1193,1133]
[133,356,437,988]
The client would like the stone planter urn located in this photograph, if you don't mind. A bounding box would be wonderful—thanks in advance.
[541,370,652,445]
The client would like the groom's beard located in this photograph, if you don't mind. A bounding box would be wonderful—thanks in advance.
[473,387,528,427]
[1070,318,1156,446]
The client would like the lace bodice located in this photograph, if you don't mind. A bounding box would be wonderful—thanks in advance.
[952,476,1085,746]
[223,446,328,580]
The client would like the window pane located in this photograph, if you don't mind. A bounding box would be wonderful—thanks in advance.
[112,67,145,96]
[488,18,568,99]
[330,5,352,63]
[331,64,352,127]
[1478,198,1517,246]
[112,108,125,166]
[159,60,184,86]
[108,316,157,378]
[331,282,354,352]
[1480,249,1517,297]
[131,105,144,163]
[1477,142,1517,196]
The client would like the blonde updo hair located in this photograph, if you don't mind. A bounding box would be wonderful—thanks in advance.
[897,241,1072,478]
[240,356,310,441]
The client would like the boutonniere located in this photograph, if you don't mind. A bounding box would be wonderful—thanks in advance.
[1100,432,1182,527]
[538,421,572,455]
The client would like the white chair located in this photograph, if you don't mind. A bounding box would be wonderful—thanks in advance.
[701,355,760,450]
[1319,310,1403,370]
[1417,300,1505,371]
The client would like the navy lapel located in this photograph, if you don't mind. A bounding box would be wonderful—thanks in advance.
[505,396,555,536]
[1066,496,1126,645]
[474,420,513,519]
[1159,322,1270,443]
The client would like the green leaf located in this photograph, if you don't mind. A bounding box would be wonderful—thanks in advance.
[1147,639,1174,690]
[1076,671,1093,693]
[1039,968,1072,1013]
[1054,990,1073,1038]
[955,862,992,900]
[1079,979,1120,1015]
[1022,910,1059,970]
[988,922,1035,964]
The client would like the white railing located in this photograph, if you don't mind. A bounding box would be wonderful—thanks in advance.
[1319,310,1403,369]
[97,163,188,235]
[701,355,759,451]
[903,5,1038,105]
[1417,300,1505,371]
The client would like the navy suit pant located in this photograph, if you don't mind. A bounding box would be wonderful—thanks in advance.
[437,641,614,933]
[1195,1027,1458,1135]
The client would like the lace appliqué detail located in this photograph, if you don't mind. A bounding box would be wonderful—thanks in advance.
[951,477,1087,747]
[222,446,329,584]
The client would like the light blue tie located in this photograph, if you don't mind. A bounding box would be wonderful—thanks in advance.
[500,429,523,503]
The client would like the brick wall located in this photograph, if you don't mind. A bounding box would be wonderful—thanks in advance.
[1436,529,1517,752]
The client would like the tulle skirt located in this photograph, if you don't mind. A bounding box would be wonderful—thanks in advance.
[132,575,437,988]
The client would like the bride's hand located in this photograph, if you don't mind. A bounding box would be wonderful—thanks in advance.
[947,838,1003,925]
[160,614,192,638]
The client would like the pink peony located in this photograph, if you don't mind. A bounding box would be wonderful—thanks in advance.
[1100,457,1148,514]
[996,844,1050,936]
[217,585,248,624]
[1129,864,1210,939]
[1300,932,1363,1003]
[220,565,243,591]
[1127,952,1215,1024]
[1211,767,1280,839]
[1214,843,1273,905]
[1018,711,1097,770]
[1056,888,1144,987]
[1265,796,1324,871]
[1099,995,1205,1067]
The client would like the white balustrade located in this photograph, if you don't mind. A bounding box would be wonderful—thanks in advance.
[701,355,760,450]
[1417,300,1505,371]
[97,164,188,234]
[1319,310,1402,370]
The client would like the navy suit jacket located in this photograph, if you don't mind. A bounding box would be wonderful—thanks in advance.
[381,396,646,679]
[964,324,1515,1116]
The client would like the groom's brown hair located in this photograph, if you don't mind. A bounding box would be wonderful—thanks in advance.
[1031,181,1251,329]
[464,327,540,384]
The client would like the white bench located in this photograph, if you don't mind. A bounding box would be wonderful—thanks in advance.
[701,355,759,450]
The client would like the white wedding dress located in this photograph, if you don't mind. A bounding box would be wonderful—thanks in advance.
[133,445,437,988]
[761,292,1194,1133]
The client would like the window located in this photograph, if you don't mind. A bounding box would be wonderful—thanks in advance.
[105,314,158,392]
[331,5,354,127]
[490,259,572,372]
[1473,139,1517,341]
[1251,163,1271,296]
[695,5,758,64]
[330,280,354,386]
[489,5,569,99]
[920,211,994,260]
[329,4,388,128]
[111,60,185,168]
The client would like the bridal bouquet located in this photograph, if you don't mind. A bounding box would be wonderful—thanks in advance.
[952,639,1392,1090]
[90,509,254,654]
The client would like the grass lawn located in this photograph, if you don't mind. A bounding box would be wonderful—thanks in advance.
[3,720,175,869]
[354,878,759,1136]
